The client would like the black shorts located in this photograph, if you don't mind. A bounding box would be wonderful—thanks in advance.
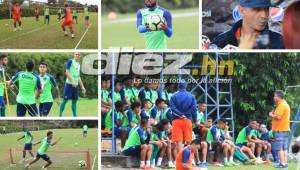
[83,131,87,134]
[17,103,38,117]
[39,102,53,116]
[73,16,78,19]
[45,15,49,19]
[24,143,32,150]
[37,153,50,161]
[85,16,89,21]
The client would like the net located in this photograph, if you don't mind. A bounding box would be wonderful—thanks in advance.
[9,148,91,170]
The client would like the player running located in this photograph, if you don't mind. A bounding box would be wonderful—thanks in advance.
[0,54,8,117]
[17,128,34,163]
[59,52,86,117]
[38,62,60,117]
[25,131,62,170]
[34,8,39,22]
[61,2,75,38]
[83,124,88,138]
[137,0,173,49]
[44,4,50,24]
[9,60,42,117]
[84,5,90,28]
[72,8,78,24]
[11,2,22,31]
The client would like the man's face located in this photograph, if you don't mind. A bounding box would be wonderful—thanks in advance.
[240,6,270,31]
[273,94,281,103]
[145,0,157,8]
[206,119,212,127]
[101,80,107,89]
[134,106,141,114]
[250,121,257,128]
[48,134,53,140]
[2,57,8,66]
[106,80,111,89]
[199,104,206,112]
[74,52,81,61]
[157,102,165,109]
[126,79,133,87]
[39,64,47,74]
[144,101,152,109]
[115,83,121,91]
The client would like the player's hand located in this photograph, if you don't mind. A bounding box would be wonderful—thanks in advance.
[239,33,257,49]
[159,21,168,31]
[269,111,274,117]
[81,87,86,95]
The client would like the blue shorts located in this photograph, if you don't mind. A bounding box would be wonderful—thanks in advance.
[0,96,5,108]
[39,102,53,116]
[63,84,79,100]
[274,132,290,152]
[37,153,50,161]
[17,103,38,117]
[122,145,141,157]
[24,143,32,150]
[114,127,130,138]
[236,142,247,148]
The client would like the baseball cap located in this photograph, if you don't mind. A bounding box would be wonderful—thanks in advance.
[240,0,273,8]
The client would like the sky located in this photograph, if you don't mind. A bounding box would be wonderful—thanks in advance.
[30,0,98,5]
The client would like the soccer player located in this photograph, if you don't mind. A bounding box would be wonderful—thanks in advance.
[84,4,90,28]
[0,54,8,117]
[11,2,22,31]
[38,62,60,117]
[57,8,62,21]
[137,0,173,49]
[176,139,201,170]
[61,2,75,38]
[2,125,6,135]
[108,80,122,103]
[150,99,172,124]
[122,119,152,169]
[25,131,62,170]
[72,8,78,24]
[59,52,86,117]
[9,60,41,117]
[34,8,39,22]
[17,128,34,162]
[83,124,88,138]
[44,4,50,24]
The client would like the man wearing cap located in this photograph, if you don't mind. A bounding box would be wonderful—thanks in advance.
[169,80,197,155]
[269,90,290,168]
[212,0,284,49]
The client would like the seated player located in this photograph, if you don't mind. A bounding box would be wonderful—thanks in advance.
[122,119,152,169]
[120,77,135,106]
[206,119,236,167]
[108,80,122,103]
[126,101,143,128]
[149,123,166,169]
[159,119,176,168]
[250,122,266,164]
[150,99,172,124]
[139,82,157,105]
[25,131,62,170]
[141,99,153,120]
[258,124,272,163]
[17,128,34,163]
[176,139,202,170]
[235,120,260,163]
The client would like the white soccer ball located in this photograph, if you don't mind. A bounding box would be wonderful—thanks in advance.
[78,160,86,168]
[147,14,165,31]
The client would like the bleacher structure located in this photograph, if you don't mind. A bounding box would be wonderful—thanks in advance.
[101,53,234,154]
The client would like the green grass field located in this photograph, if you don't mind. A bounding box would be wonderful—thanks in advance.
[0,13,98,49]
[0,128,98,170]
[5,98,98,117]
[102,8,199,49]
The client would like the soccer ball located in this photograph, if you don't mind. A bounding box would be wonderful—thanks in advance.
[78,160,86,168]
[147,14,165,31]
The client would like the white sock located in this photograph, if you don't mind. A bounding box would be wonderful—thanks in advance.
[140,161,145,167]
[157,157,163,166]
[146,160,151,166]
[230,156,233,162]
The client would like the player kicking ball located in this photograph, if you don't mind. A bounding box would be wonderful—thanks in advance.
[38,62,60,117]
[59,52,86,117]
[11,2,22,31]
[25,131,62,170]
[17,128,34,163]
[61,2,75,38]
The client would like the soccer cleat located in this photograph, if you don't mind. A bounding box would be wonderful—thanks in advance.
[224,162,233,167]
[168,161,176,168]
[25,163,30,169]
[275,163,288,169]
[64,31,68,37]
[200,162,210,167]
[230,161,239,166]
[18,27,22,31]
[213,161,224,167]
[13,28,17,32]
[71,34,75,39]
[256,158,263,164]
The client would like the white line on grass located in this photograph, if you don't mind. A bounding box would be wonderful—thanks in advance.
[74,23,92,49]
[91,154,97,170]
[106,12,198,24]
[0,23,57,44]
[3,164,16,170]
